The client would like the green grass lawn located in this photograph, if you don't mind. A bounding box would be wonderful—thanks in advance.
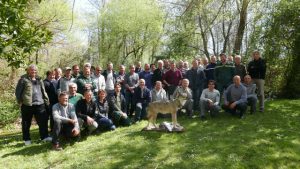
[0,99,300,169]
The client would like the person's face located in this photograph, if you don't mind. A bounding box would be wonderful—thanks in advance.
[28,67,37,78]
[253,52,260,60]
[95,67,102,75]
[65,70,71,77]
[59,95,68,106]
[114,85,121,93]
[151,65,156,71]
[84,67,91,76]
[235,57,241,65]
[208,82,215,90]
[244,76,251,84]
[178,61,184,68]
[192,60,198,68]
[144,64,150,71]
[221,55,226,63]
[69,85,77,95]
[139,80,145,88]
[48,72,55,80]
[119,66,125,73]
[233,76,241,86]
[130,66,135,73]
[107,64,113,71]
[211,56,216,63]
[170,63,176,70]
[84,91,92,102]
[155,82,162,90]
[73,66,80,75]
[202,58,208,65]
[98,91,106,100]
[137,62,141,68]
[158,62,163,69]
[182,80,189,88]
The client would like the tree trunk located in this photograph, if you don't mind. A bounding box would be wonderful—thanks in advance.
[198,15,209,58]
[233,0,250,54]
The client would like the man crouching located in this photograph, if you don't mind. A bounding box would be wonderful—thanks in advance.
[52,92,80,151]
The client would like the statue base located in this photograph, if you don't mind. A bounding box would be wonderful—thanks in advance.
[142,121,185,133]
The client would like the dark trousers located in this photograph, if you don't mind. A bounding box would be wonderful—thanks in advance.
[222,102,247,117]
[21,104,49,141]
[125,91,135,117]
[167,85,177,99]
[192,88,201,111]
[46,104,55,131]
[52,121,75,145]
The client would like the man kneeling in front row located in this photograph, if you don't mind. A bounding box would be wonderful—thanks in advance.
[52,92,80,151]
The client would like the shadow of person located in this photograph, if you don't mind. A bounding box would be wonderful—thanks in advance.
[2,143,51,158]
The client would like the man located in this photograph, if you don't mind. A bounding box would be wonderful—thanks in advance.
[204,55,217,83]
[222,76,247,119]
[200,80,221,119]
[151,81,168,102]
[247,50,266,112]
[43,70,59,131]
[68,83,83,106]
[116,65,126,95]
[163,61,183,98]
[92,66,106,94]
[214,53,235,96]
[108,83,131,126]
[15,64,52,145]
[139,63,153,90]
[102,62,117,95]
[72,65,81,79]
[135,61,143,73]
[234,55,247,82]
[177,60,185,75]
[54,68,62,81]
[134,79,151,122]
[124,65,139,117]
[163,59,170,73]
[172,79,193,117]
[185,59,206,111]
[243,75,257,114]
[76,66,96,96]
[202,57,209,69]
[152,60,164,87]
[52,92,80,151]
[150,63,156,73]
[57,67,75,94]
[76,90,113,134]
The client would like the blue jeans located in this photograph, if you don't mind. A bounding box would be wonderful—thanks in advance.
[135,102,148,121]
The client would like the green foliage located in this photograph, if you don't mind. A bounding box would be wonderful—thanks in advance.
[263,0,300,98]
[0,101,19,127]
[98,0,164,65]
[0,100,300,168]
[0,0,53,68]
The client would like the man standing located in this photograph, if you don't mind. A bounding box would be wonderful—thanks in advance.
[163,61,183,98]
[152,60,164,87]
[139,63,153,90]
[185,59,206,112]
[15,64,52,145]
[102,62,117,96]
[247,51,266,112]
[52,92,80,151]
[116,65,126,95]
[76,66,96,96]
[92,66,106,94]
[72,65,81,79]
[234,55,247,82]
[57,67,75,94]
[214,53,235,96]
[222,76,247,119]
[124,65,139,117]
[200,80,221,119]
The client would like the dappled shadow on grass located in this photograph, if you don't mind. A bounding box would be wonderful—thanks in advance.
[0,100,300,168]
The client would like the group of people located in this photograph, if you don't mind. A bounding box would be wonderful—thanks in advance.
[15,50,266,150]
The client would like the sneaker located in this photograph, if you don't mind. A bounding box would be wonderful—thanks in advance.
[24,140,31,146]
[259,108,264,112]
[52,144,63,151]
[200,115,207,120]
[42,137,53,142]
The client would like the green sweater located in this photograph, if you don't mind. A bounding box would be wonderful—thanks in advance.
[214,62,235,85]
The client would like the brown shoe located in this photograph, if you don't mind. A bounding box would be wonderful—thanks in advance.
[52,144,63,151]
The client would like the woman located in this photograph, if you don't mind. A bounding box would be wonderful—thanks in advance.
[95,90,116,131]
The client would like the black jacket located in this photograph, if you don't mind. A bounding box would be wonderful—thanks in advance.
[247,58,266,79]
